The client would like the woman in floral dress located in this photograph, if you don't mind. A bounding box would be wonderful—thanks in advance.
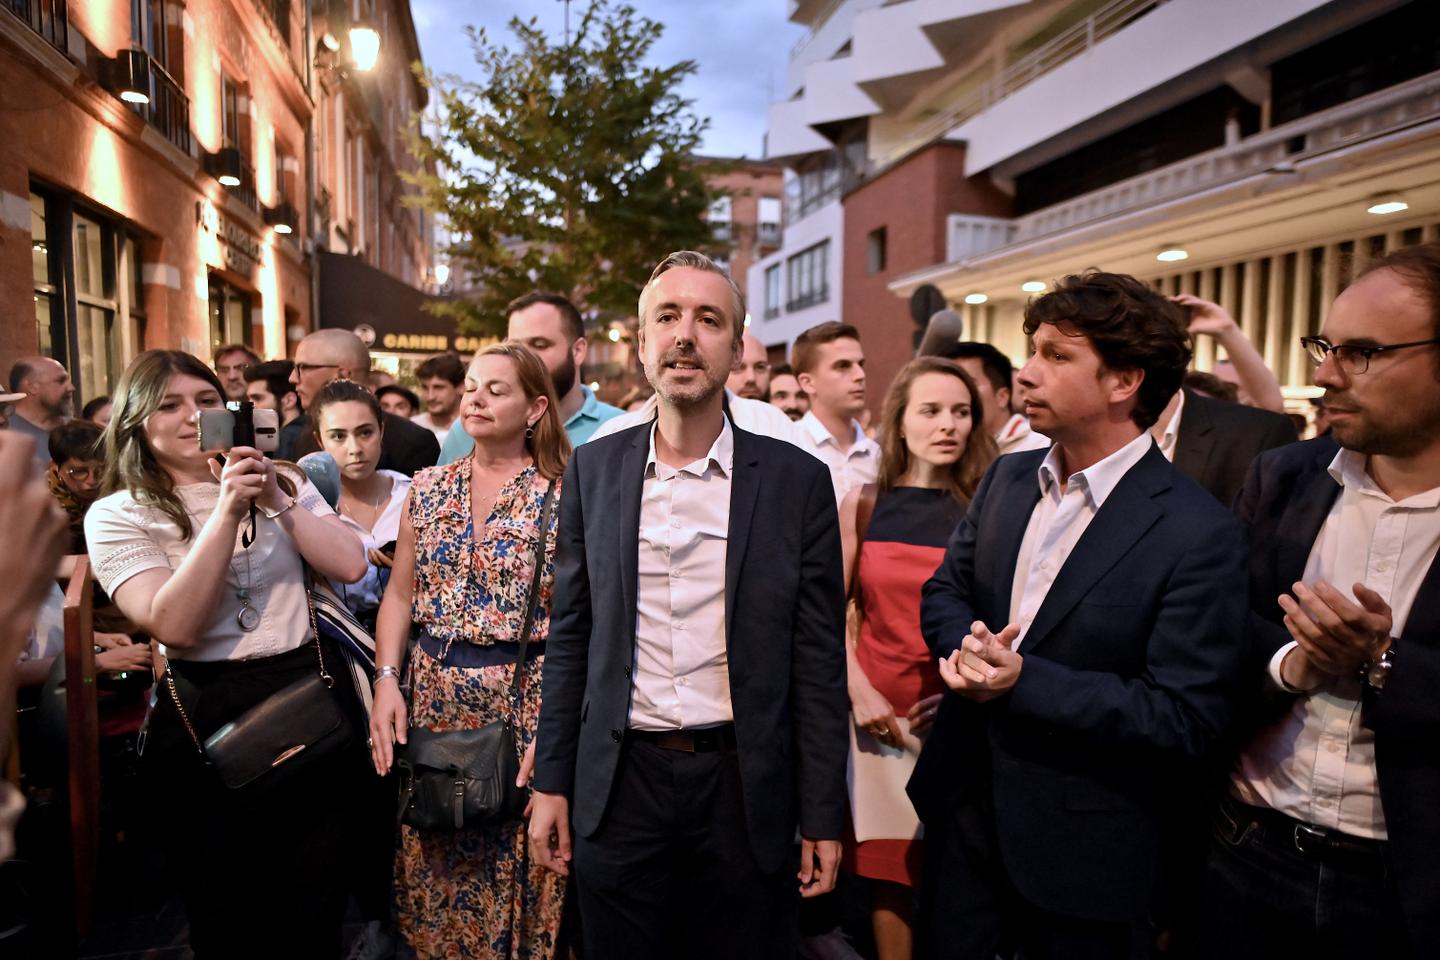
[368,343,571,959]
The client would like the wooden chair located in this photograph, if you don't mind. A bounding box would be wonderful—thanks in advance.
[61,555,100,939]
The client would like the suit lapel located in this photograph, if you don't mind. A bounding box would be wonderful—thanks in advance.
[1172,390,1215,484]
[1273,444,1342,590]
[725,426,761,647]
[619,425,649,636]
[986,464,1042,622]
[1020,448,1167,654]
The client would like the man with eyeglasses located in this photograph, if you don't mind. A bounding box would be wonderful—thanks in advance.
[213,343,260,402]
[1201,243,1440,958]
[287,329,439,475]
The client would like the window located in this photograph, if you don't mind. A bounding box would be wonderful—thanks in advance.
[28,187,145,402]
[758,197,781,246]
[222,75,241,149]
[764,264,781,320]
[708,195,732,243]
[867,227,887,274]
[786,240,829,312]
[132,0,167,66]
[208,275,253,354]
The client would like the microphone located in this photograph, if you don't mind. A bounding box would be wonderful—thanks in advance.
[915,309,965,358]
[298,452,342,510]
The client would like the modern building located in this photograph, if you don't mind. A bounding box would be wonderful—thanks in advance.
[698,155,784,312]
[755,0,1440,414]
[0,0,435,407]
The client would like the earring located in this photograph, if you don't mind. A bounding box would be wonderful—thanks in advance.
[525,423,535,440]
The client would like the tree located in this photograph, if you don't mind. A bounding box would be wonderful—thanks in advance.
[409,1,720,334]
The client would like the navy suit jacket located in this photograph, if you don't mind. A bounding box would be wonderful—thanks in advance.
[533,419,850,874]
[908,442,1249,922]
[1234,437,1440,954]
[1172,389,1297,506]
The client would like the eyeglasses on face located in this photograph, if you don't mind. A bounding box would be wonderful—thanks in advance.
[64,464,103,481]
[1299,336,1440,375]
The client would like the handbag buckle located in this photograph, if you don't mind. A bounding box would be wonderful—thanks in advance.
[271,744,307,767]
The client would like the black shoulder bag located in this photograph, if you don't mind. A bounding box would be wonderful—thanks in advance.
[395,479,557,831]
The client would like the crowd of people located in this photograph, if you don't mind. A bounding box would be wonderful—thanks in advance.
[0,241,1435,960]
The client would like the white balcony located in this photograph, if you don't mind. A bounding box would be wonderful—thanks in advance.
[948,0,1335,176]
[786,0,885,96]
[802,56,881,127]
[766,96,835,162]
[851,0,1029,106]
[948,214,1017,263]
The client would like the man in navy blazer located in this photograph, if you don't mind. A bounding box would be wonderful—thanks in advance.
[1202,244,1440,958]
[908,271,1249,959]
[529,252,849,959]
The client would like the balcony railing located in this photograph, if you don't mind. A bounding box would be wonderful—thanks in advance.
[1011,70,1440,245]
[6,0,67,53]
[786,287,829,312]
[231,158,259,213]
[891,0,1170,158]
[133,60,192,156]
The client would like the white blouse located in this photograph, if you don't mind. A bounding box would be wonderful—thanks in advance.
[330,469,411,617]
[84,472,339,662]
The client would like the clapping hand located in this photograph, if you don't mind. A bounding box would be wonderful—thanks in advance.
[938,621,1023,702]
[1278,580,1392,689]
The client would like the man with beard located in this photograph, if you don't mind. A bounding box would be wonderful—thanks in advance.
[768,364,808,422]
[1202,244,1440,959]
[6,356,74,472]
[727,332,772,401]
[529,250,849,959]
[437,292,623,464]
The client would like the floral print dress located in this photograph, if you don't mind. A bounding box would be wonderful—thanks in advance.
[396,459,565,960]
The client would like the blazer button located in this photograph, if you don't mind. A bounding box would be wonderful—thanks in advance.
[610,729,622,742]
[623,666,632,678]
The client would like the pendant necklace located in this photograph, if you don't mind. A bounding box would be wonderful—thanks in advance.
[232,516,261,632]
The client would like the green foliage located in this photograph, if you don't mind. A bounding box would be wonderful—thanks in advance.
[408,1,719,335]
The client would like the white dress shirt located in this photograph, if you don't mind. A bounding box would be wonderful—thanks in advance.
[592,388,808,450]
[1009,432,1156,650]
[410,412,454,446]
[996,413,1051,456]
[797,410,880,505]
[1155,390,1185,462]
[1230,449,1440,839]
[629,418,735,731]
[331,469,411,617]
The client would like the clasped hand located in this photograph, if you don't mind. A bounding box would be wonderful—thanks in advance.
[938,621,1022,702]
[1278,580,1392,688]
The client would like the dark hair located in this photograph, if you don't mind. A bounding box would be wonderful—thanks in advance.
[1358,242,1440,349]
[214,343,260,366]
[81,395,112,420]
[244,359,297,406]
[945,342,1014,395]
[375,384,421,414]
[49,419,104,463]
[507,292,586,343]
[416,353,466,386]
[309,379,384,439]
[877,358,997,504]
[8,359,39,392]
[1182,370,1238,403]
[770,362,797,379]
[792,321,861,376]
[1023,271,1192,429]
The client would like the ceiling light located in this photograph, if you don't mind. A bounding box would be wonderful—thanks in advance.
[1366,193,1409,216]
[1156,247,1189,263]
[1021,280,1045,293]
[963,293,988,305]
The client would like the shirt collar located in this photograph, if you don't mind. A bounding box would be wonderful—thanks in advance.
[799,410,869,451]
[997,413,1030,443]
[645,416,734,480]
[1327,448,1440,509]
[566,384,600,427]
[1160,390,1186,447]
[1038,430,1155,508]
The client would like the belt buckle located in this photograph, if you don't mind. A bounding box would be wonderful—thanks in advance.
[1293,823,1328,856]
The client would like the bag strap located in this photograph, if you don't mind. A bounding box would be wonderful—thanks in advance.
[508,479,558,717]
[848,483,879,603]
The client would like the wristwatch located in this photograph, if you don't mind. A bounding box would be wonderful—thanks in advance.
[1363,643,1397,691]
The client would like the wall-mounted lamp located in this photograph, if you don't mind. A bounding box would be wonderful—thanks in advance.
[104,48,152,105]
[204,147,244,187]
[264,202,298,235]
[315,22,381,75]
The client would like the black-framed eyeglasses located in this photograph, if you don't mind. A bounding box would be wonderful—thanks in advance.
[1299,336,1440,375]
[293,362,340,375]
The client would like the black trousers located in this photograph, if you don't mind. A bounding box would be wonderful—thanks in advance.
[144,642,367,960]
[916,798,1151,960]
[571,737,797,960]
[1197,796,1411,959]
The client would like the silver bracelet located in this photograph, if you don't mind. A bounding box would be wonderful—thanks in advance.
[373,665,401,687]
[260,496,297,520]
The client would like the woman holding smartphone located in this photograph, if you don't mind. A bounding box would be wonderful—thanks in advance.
[84,350,367,959]
[310,379,412,632]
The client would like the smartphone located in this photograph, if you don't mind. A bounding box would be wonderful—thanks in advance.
[198,401,281,453]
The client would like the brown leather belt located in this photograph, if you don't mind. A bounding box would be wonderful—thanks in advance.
[627,724,737,753]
